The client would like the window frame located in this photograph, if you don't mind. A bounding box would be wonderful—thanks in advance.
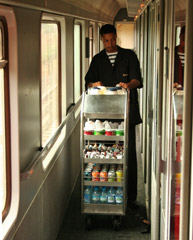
[1,5,19,239]
[0,17,11,222]
[73,21,83,103]
[89,24,94,63]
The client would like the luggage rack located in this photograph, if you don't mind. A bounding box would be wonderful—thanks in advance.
[80,90,129,230]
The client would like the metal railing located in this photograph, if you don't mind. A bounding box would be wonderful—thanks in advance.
[20,97,82,181]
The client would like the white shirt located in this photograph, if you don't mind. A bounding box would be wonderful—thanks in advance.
[106,51,118,67]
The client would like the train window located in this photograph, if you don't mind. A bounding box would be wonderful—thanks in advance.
[169,1,186,237]
[0,23,6,214]
[98,24,103,52]
[0,20,11,221]
[74,23,82,103]
[41,14,66,171]
[1,65,7,215]
[97,25,100,52]
[41,21,61,147]
[175,26,181,46]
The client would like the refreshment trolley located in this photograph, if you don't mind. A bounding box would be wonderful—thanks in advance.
[80,90,130,230]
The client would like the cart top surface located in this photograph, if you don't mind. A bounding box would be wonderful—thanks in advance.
[82,94,129,116]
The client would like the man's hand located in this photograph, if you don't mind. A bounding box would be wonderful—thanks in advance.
[88,81,103,87]
[119,82,130,89]
[119,79,140,89]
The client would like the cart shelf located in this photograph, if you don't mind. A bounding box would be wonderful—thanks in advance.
[82,94,127,117]
[84,113,124,119]
[83,181,123,187]
[83,158,124,164]
[84,135,124,141]
[83,203,123,215]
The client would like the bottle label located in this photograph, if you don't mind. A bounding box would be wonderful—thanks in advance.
[92,195,100,202]
[107,196,115,203]
[115,196,123,204]
[92,171,100,181]
[100,196,107,202]
[108,171,116,182]
[84,194,91,203]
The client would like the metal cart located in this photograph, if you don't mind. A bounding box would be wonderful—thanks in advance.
[80,90,130,230]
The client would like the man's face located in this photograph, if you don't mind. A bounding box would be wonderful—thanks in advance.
[102,33,117,53]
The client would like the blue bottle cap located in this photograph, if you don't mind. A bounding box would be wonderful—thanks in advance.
[91,87,100,90]
[108,87,118,91]
[115,87,122,90]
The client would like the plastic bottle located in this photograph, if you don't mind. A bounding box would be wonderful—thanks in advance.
[84,186,92,203]
[100,169,108,182]
[115,187,123,204]
[175,173,181,205]
[116,169,123,182]
[174,173,181,239]
[107,187,115,204]
[108,170,116,182]
[92,186,100,204]
[100,187,108,204]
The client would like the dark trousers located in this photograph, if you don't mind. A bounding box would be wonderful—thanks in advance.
[127,124,137,201]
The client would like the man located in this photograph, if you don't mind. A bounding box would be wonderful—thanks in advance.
[85,24,143,208]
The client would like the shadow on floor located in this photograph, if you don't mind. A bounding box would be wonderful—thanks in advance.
[56,174,150,240]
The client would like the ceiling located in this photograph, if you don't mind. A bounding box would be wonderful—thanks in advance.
[61,0,146,22]
[175,0,186,22]
[126,0,147,17]
[61,0,186,23]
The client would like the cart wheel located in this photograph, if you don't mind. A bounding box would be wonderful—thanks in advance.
[113,216,121,231]
[85,215,92,230]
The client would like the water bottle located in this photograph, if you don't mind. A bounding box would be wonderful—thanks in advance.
[115,187,123,204]
[100,187,108,204]
[84,186,92,203]
[107,187,115,204]
[92,186,100,204]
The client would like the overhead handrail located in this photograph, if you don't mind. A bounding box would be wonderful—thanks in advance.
[20,97,82,181]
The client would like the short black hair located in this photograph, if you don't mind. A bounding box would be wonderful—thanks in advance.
[100,24,116,36]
